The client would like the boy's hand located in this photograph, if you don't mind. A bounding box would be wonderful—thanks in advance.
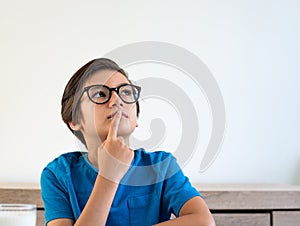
[97,110,133,183]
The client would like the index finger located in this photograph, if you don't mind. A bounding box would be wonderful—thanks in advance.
[108,110,122,138]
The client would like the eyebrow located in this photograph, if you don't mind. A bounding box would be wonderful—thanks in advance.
[85,82,131,88]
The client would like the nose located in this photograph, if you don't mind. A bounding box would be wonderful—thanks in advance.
[108,91,123,108]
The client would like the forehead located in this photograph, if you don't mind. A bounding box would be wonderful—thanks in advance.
[85,70,130,87]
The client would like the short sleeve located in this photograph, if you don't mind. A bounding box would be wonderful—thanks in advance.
[162,156,201,217]
[40,168,75,224]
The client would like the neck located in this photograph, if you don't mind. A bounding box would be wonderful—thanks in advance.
[86,135,130,169]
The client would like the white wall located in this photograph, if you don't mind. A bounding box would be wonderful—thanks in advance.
[0,0,299,185]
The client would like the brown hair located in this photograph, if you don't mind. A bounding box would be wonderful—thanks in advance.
[61,58,140,147]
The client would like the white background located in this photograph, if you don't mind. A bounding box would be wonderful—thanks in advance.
[0,0,299,185]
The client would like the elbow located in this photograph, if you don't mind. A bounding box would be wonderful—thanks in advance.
[207,216,216,226]
[204,213,216,226]
[194,213,216,226]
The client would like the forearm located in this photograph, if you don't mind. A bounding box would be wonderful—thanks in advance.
[74,113,133,226]
[154,197,215,226]
[153,214,215,226]
[74,175,118,226]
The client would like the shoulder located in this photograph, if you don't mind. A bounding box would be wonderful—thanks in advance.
[133,148,180,178]
[46,151,85,168]
[41,151,86,179]
[133,148,175,165]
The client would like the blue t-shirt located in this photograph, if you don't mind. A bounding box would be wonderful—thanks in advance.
[40,148,200,226]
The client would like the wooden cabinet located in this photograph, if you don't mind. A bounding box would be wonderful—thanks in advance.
[195,184,300,226]
[273,211,300,226]
[0,184,45,226]
[213,213,270,226]
[37,210,46,226]
[1,184,300,226]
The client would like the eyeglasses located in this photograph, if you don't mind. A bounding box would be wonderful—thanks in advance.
[80,83,141,104]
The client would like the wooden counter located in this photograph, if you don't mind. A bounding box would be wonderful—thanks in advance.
[195,184,300,226]
[1,184,300,226]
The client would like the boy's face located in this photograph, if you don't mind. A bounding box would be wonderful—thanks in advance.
[75,70,138,146]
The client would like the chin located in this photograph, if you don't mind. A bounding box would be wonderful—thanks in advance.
[117,129,135,137]
[117,125,136,137]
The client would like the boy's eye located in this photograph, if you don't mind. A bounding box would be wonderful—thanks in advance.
[89,86,109,99]
[121,89,132,96]
[94,91,107,98]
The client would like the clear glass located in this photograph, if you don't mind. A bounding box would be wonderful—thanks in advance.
[0,204,36,226]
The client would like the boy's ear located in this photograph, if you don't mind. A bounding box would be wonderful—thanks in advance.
[68,121,82,131]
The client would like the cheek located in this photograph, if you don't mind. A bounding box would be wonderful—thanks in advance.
[93,106,106,119]
[129,114,138,127]
[81,105,107,132]
[128,105,138,122]
[119,115,137,134]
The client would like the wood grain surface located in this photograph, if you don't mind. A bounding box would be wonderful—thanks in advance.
[1,184,300,226]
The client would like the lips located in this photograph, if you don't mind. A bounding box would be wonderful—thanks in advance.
[107,111,128,119]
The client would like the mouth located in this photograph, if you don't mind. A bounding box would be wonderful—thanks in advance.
[107,111,128,119]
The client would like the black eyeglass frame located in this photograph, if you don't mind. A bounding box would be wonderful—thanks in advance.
[79,83,141,105]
